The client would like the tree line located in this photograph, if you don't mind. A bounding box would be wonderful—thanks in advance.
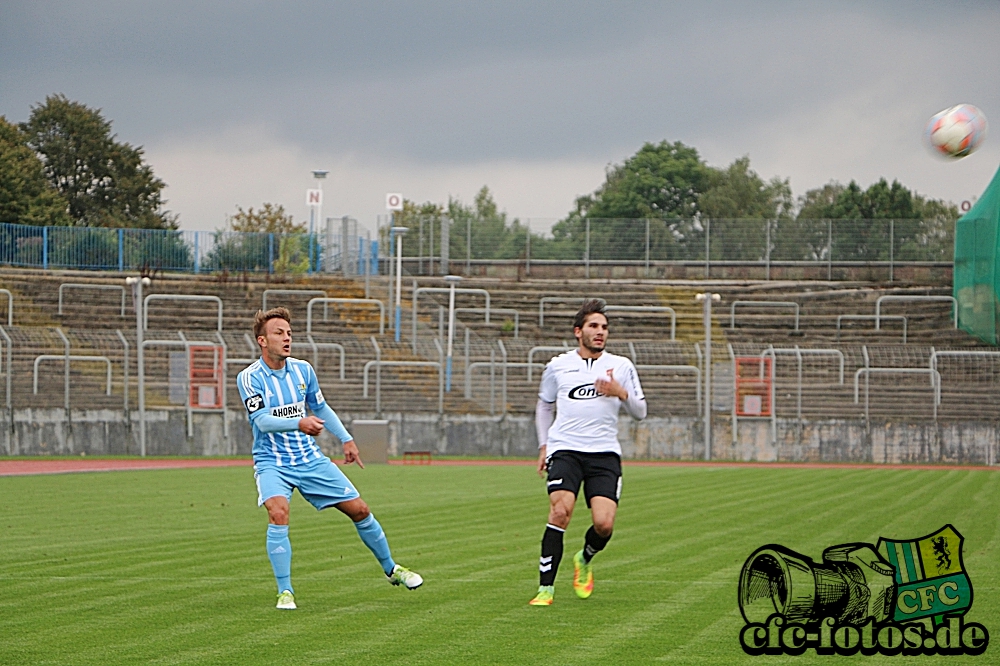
[395,141,959,263]
[2,96,960,267]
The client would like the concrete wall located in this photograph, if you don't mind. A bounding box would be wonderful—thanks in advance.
[4,408,997,466]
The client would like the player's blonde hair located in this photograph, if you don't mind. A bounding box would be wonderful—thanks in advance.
[253,307,292,341]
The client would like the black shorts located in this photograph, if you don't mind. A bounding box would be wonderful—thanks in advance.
[546,450,622,507]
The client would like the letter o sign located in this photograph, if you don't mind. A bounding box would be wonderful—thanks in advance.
[961,200,971,212]
[386,193,403,211]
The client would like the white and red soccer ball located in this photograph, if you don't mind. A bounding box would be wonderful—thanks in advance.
[925,104,988,159]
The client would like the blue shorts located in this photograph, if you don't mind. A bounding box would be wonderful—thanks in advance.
[253,456,360,510]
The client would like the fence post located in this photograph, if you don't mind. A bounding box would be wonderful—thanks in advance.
[466,216,471,275]
[118,229,124,271]
[827,219,833,281]
[43,226,48,270]
[585,218,590,279]
[525,219,531,276]
[268,233,274,273]
[889,219,894,283]
[765,219,771,280]
[644,218,650,278]
[440,216,449,274]
[704,218,710,278]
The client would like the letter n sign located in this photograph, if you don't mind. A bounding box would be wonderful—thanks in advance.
[306,189,322,206]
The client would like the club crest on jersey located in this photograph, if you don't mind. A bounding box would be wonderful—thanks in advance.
[567,383,599,400]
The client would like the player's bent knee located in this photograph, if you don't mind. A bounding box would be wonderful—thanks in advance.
[338,498,370,522]
[594,521,613,538]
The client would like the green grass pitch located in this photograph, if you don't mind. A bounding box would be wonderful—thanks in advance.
[1,463,998,664]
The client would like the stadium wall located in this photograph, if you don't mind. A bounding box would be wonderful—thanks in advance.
[3,409,997,465]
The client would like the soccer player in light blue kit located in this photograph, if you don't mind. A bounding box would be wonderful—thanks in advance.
[237,307,422,609]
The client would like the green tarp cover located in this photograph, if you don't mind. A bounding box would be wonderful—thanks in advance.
[955,163,1000,345]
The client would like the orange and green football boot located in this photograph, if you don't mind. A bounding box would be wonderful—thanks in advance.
[528,586,554,606]
[573,550,594,599]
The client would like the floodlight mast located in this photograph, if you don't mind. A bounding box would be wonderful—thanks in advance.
[695,292,720,461]
[126,276,151,457]
[392,227,408,342]
[310,170,328,271]
[444,275,462,391]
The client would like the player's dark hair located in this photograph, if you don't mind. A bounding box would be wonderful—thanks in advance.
[573,299,607,330]
[254,307,292,341]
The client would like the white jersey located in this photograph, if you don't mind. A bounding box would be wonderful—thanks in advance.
[538,350,645,456]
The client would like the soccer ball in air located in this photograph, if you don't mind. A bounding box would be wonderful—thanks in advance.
[925,104,987,159]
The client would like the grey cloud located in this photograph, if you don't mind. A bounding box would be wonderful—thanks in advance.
[1,1,999,187]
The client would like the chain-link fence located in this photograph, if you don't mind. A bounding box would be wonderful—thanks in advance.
[374,216,953,281]
[0,220,380,277]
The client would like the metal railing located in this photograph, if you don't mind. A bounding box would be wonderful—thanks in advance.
[607,305,676,340]
[854,368,941,421]
[527,344,570,382]
[539,296,584,328]
[262,289,326,312]
[412,287,491,353]
[33,355,112,395]
[0,222,380,275]
[0,326,11,417]
[368,336,443,416]
[306,297,385,335]
[836,314,907,342]
[875,295,958,329]
[456,307,520,337]
[143,294,223,331]
[730,301,800,331]
[761,346,845,422]
[0,289,11,326]
[59,283,126,317]
[389,216,953,283]
[294,337,345,380]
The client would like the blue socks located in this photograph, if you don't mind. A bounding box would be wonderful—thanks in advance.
[354,514,396,575]
[266,524,293,593]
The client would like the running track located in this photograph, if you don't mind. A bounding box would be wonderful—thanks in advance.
[0,457,996,477]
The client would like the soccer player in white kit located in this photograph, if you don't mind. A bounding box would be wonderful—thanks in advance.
[529,299,647,606]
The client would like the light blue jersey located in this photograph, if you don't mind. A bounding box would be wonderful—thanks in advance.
[236,357,351,467]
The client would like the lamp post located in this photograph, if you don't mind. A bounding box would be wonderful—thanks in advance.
[392,227,408,342]
[310,170,328,271]
[126,276,151,456]
[695,292,720,461]
[444,275,462,391]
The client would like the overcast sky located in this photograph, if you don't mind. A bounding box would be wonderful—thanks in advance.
[2,1,999,232]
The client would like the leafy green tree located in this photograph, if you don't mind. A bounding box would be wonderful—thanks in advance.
[700,156,793,260]
[19,95,176,229]
[554,141,716,261]
[447,187,529,261]
[0,116,69,227]
[206,203,308,274]
[795,178,958,261]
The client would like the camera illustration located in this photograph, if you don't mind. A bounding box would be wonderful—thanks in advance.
[739,542,896,625]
